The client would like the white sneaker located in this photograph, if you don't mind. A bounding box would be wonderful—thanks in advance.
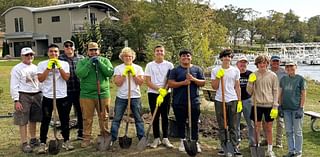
[37,143,47,154]
[150,138,161,148]
[62,140,74,151]
[266,150,276,157]
[197,142,202,153]
[178,139,185,152]
[162,138,174,148]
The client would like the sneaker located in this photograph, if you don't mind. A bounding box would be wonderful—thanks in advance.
[21,142,32,153]
[37,143,47,154]
[150,138,161,148]
[276,143,283,148]
[29,138,40,148]
[196,142,202,153]
[217,149,225,156]
[295,152,302,157]
[162,138,174,148]
[234,147,242,157]
[266,150,276,157]
[283,152,295,157]
[178,139,185,152]
[62,140,74,151]
[81,140,91,148]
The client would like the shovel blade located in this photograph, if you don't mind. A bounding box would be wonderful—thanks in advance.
[250,146,265,157]
[183,139,197,157]
[137,136,148,151]
[119,135,132,149]
[96,134,112,151]
[48,139,62,155]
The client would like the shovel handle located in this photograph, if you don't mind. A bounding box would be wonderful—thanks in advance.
[221,77,227,129]
[52,64,58,139]
[252,83,259,145]
[187,68,192,139]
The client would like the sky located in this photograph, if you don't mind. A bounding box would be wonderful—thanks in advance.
[212,0,320,20]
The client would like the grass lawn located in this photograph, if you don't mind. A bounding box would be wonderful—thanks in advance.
[0,59,319,157]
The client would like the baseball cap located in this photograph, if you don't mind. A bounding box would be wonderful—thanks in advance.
[21,47,34,55]
[237,56,248,62]
[271,55,281,61]
[88,42,99,50]
[285,61,296,66]
[63,40,74,47]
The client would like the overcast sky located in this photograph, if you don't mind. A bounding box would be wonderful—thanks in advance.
[212,0,320,20]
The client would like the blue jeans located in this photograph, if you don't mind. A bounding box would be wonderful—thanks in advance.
[236,98,254,146]
[111,97,145,141]
[283,110,303,154]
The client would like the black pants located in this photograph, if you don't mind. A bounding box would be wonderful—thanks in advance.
[148,93,170,138]
[173,104,200,141]
[40,96,72,143]
[67,91,83,137]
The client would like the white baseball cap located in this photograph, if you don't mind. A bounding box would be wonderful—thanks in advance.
[21,47,34,55]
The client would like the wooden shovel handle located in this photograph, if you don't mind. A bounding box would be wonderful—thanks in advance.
[127,73,131,118]
[221,77,227,129]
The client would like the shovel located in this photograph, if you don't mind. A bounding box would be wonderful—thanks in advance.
[183,68,198,156]
[119,73,132,149]
[137,104,159,151]
[250,83,265,157]
[221,77,234,157]
[93,61,112,151]
[48,64,62,155]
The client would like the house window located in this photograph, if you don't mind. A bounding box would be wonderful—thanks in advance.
[52,16,60,22]
[90,13,96,25]
[38,18,42,24]
[14,18,19,32]
[19,18,24,32]
[14,17,24,32]
[53,37,62,43]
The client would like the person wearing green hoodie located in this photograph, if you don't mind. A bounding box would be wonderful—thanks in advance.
[75,42,114,148]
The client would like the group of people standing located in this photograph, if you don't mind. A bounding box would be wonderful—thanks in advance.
[10,42,306,157]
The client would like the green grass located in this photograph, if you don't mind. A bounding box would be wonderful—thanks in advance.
[0,60,320,157]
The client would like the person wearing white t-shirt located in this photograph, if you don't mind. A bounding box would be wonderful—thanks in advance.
[37,44,73,154]
[145,45,174,148]
[10,47,42,153]
[110,47,145,145]
[211,49,242,156]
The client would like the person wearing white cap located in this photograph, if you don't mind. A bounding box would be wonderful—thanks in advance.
[235,56,255,147]
[279,61,306,157]
[10,47,42,153]
[59,40,84,140]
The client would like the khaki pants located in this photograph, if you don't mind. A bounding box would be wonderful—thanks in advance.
[80,98,110,140]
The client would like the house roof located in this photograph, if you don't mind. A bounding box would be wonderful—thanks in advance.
[1,1,118,16]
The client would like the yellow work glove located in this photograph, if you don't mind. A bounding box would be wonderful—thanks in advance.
[53,58,62,69]
[216,68,225,79]
[270,108,278,119]
[158,88,168,97]
[248,73,257,83]
[47,59,56,70]
[156,95,164,107]
[237,100,243,113]
[122,65,136,77]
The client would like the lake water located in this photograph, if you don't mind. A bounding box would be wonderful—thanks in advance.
[247,64,320,81]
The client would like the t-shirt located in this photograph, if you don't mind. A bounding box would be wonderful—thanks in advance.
[114,63,144,99]
[10,62,41,101]
[280,74,306,110]
[168,65,205,107]
[37,59,70,99]
[211,66,240,103]
[144,60,174,93]
[240,70,252,100]
[271,67,287,82]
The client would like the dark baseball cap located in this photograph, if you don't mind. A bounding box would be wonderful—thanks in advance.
[271,55,281,61]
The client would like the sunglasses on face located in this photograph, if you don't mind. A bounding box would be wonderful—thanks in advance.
[24,53,34,57]
[64,44,73,48]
